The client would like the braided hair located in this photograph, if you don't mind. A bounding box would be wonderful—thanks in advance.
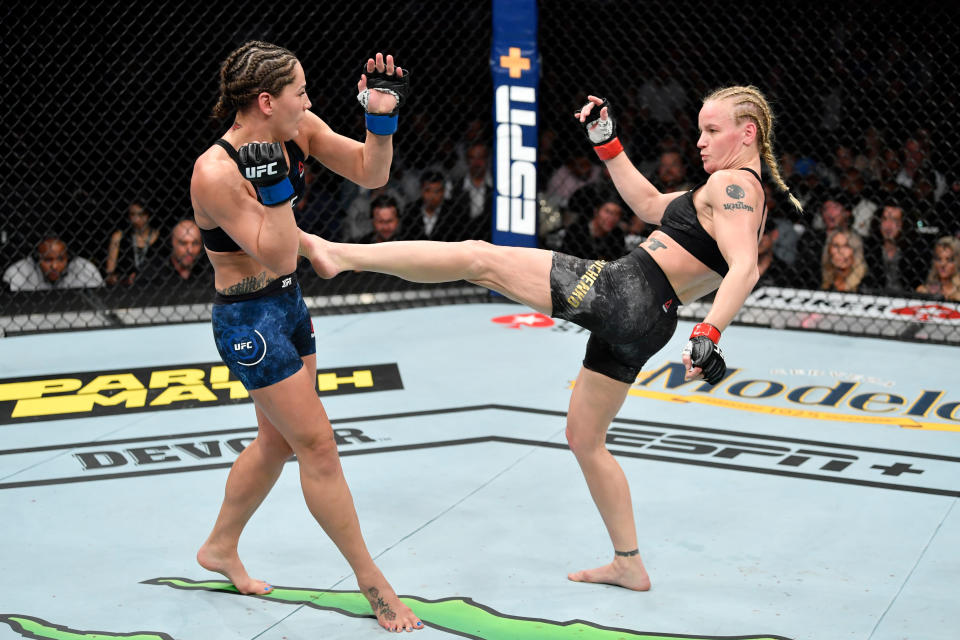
[212,41,300,119]
[704,85,803,214]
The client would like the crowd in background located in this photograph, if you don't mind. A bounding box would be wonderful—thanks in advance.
[3,91,958,302]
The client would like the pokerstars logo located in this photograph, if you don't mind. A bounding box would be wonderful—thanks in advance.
[889,303,960,322]
[491,312,554,329]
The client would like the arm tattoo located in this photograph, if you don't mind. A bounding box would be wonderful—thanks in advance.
[722,183,754,212]
[726,184,745,199]
[367,587,398,621]
[646,238,667,251]
[217,272,273,296]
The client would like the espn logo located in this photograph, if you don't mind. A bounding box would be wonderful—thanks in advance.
[245,162,278,179]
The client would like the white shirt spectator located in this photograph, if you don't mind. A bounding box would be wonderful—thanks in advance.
[3,256,103,291]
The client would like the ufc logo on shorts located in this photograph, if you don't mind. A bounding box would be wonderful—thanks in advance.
[234,341,253,351]
[245,163,278,179]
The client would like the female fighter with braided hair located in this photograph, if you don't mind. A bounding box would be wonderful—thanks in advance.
[190,40,423,632]
[300,85,802,592]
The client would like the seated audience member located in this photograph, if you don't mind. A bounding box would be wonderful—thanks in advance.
[3,234,103,291]
[544,152,602,210]
[104,199,161,286]
[559,189,627,261]
[916,236,960,302]
[623,214,649,252]
[449,142,493,241]
[359,196,402,244]
[650,149,694,193]
[795,194,853,289]
[341,182,407,243]
[136,219,210,287]
[820,229,870,293]
[401,170,465,242]
[295,162,345,241]
[896,135,947,202]
[756,219,790,288]
[863,203,925,295]
[839,167,879,238]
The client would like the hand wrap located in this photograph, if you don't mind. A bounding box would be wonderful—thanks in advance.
[580,98,623,161]
[358,66,410,135]
[682,323,726,385]
[237,142,294,206]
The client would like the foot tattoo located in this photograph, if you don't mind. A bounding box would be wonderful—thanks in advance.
[368,587,398,622]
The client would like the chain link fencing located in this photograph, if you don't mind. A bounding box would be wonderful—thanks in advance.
[2,2,958,343]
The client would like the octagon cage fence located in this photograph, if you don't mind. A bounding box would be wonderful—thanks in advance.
[2,1,958,345]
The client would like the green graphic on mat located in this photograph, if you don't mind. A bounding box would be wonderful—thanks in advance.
[0,614,172,640]
[143,576,793,640]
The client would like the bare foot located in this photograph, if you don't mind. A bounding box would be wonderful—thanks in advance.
[567,556,651,591]
[359,574,423,632]
[299,232,343,279]
[196,543,273,595]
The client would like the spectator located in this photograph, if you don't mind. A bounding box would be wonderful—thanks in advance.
[136,219,210,287]
[544,152,602,210]
[448,142,493,241]
[856,126,886,183]
[359,196,402,244]
[795,194,853,288]
[449,118,490,179]
[909,167,951,237]
[650,149,694,193]
[635,62,688,141]
[840,168,880,237]
[400,170,464,241]
[559,190,627,260]
[104,199,160,286]
[820,229,869,293]
[295,161,345,240]
[622,214,649,252]
[896,135,947,202]
[3,234,103,291]
[916,236,960,302]
[763,182,801,266]
[1,223,28,276]
[863,203,925,295]
[756,219,790,288]
[341,182,406,242]
[822,143,857,189]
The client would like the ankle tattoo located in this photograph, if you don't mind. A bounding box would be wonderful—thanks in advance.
[615,548,639,557]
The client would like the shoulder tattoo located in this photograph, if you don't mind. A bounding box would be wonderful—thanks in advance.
[722,183,754,212]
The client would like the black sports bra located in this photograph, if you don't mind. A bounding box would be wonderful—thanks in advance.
[199,138,307,252]
[657,167,766,276]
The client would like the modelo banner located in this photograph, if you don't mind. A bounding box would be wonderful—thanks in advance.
[491,0,539,247]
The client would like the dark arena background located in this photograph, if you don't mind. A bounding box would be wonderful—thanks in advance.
[2,1,959,339]
[2,4,960,640]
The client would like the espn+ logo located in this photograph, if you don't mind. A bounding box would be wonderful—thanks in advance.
[494,85,536,236]
[244,163,278,179]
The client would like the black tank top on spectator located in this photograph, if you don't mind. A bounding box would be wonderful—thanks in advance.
[658,167,766,276]
[199,138,307,252]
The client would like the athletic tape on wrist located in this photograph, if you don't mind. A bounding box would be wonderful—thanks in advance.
[690,322,721,344]
[365,113,398,135]
[256,179,295,206]
[594,138,623,161]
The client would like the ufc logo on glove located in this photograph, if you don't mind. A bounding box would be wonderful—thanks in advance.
[244,163,278,179]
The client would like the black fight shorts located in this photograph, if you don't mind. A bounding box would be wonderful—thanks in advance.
[549,248,680,383]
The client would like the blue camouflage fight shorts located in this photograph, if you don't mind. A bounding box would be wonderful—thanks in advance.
[211,273,316,390]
